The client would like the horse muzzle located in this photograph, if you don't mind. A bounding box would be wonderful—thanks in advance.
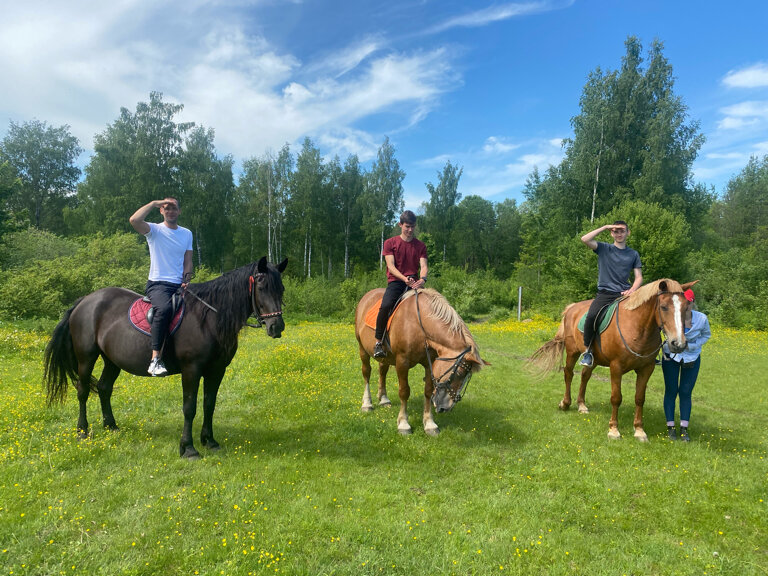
[666,338,687,354]
[266,317,284,338]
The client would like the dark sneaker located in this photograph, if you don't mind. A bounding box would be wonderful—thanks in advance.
[148,358,168,376]
[667,426,677,440]
[373,341,386,359]
[579,352,593,367]
[679,427,690,442]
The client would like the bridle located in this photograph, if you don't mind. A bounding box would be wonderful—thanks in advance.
[414,290,474,405]
[247,273,283,328]
[615,291,679,359]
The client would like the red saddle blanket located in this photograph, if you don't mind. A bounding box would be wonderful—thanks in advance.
[364,297,405,331]
[129,298,185,336]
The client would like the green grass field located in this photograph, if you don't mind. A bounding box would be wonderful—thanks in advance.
[0,317,766,575]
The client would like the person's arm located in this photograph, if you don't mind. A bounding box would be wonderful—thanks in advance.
[384,254,414,286]
[622,267,643,296]
[412,257,429,290]
[129,200,164,235]
[182,250,194,288]
[581,224,615,250]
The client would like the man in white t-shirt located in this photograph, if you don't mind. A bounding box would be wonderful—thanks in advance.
[130,197,194,376]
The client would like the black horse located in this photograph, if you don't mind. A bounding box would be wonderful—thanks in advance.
[44,257,287,459]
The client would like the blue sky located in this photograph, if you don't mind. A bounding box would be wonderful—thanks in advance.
[1,0,767,209]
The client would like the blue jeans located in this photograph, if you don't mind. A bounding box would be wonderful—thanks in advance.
[661,356,700,423]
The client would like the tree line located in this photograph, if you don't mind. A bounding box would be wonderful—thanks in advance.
[1,37,766,329]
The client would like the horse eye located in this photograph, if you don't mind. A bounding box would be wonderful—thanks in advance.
[660,306,668,312]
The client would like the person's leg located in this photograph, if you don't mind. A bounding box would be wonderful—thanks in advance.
[678,357,701,441]
[146,282,178,374]
[661,358,681,438]
[374,281,406,357]
[581,292,618,365]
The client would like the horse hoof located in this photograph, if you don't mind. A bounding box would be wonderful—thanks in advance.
[578,405,589,414]
[558,402,570,411]
[361,405,374,413]
[634,430,649,442]
[77,428,91,440]
[103,423,119,431]
[424,427,440,437]
[607,428,621,440]
[398,427,413,436]
[379,396,392,407]
[180,446,201,459]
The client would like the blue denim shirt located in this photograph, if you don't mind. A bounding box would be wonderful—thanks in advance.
[663,310,711,363]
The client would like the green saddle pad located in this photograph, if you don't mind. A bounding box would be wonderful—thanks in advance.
[577,300,619,334]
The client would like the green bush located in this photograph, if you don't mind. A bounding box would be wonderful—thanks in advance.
[0,233,148,320]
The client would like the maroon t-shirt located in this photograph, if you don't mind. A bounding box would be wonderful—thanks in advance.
[382,235,427,283]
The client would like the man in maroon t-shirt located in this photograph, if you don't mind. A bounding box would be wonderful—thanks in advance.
[373,210,429,359]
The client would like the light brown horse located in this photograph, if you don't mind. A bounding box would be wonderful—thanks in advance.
[355,288,487,435]
[528,279,696,441]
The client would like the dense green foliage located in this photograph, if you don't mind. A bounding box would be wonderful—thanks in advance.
[1,37,767,328]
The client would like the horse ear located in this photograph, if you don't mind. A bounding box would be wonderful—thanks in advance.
[681,280,699,291]
[658,280,669,293]
[257,256,268,274]
[277,258,288,274]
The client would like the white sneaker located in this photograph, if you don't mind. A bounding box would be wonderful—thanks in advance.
[148,357,168,376]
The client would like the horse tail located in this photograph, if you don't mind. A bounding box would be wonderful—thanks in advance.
[44,299,83,405]
[525,313,567,375]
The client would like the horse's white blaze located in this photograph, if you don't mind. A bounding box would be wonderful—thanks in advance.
[672,294,684,343]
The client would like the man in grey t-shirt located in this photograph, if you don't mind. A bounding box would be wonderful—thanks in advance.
[579,220,643,367]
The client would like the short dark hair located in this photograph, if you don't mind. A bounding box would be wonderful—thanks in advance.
[400,210,417,225]
[613,220,628,229]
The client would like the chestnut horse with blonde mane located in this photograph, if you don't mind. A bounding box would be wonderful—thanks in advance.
[528,279,696,441]
[355,288,487,436]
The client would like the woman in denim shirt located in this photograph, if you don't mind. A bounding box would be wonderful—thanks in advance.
[661,289,711,441]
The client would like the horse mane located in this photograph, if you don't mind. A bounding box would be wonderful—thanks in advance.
[403,289,485,367]
[623,278,684,310]
[187,262,260,353]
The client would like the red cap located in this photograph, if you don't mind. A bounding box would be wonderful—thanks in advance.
[683,289,695,302]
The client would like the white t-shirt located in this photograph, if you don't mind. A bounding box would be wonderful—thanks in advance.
[145,222,193,283]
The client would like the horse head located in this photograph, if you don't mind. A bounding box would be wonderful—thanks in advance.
[657,279,698,353]
[251,257,288,338]
[410,289,488,412]
[430,348,487,412]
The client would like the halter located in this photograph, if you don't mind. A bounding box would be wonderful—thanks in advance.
[248,274,283,328]
[414,290,474,405]
[614,291,677,359]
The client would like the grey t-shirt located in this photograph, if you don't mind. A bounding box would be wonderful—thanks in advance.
[594,242,642,292]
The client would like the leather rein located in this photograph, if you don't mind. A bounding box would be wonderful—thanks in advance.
[614,291,674,359]
[413,290,473,404]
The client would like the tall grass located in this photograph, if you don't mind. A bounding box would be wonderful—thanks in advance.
[0,318,765,575]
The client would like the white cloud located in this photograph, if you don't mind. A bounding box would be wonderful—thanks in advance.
[482,136,520,154]
[722,63,768,88]
[427,1,569,34]
[0,1,460,167]
[716,100,768,131]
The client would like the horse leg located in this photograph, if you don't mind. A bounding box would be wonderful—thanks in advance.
[577,365,592,414]
[377,362,392,407]
[360,346,374,412]
[559,351,578,410]
[422,368,439,436]
[395,360,412,435]
[632,364,654,442]
[75,356,98,438]
[96,358,121,431]
[607,366,623,439]
[200,369,225,450]
[179,371,201,459]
